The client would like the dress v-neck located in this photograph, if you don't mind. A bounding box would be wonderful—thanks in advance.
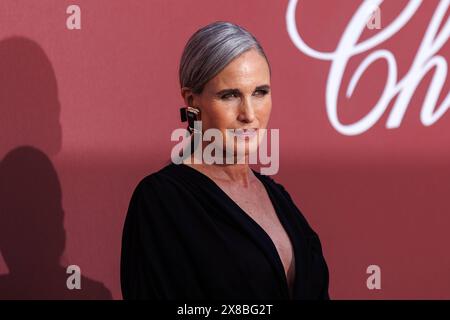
[174,163,298,299]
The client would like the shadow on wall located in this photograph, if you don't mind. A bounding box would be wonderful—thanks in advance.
[0,37,111,299]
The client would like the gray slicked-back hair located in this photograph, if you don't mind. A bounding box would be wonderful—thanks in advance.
[179,21,271,95]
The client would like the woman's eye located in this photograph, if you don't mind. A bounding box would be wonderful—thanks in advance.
[222,93,237,100]
[254,89,268,97]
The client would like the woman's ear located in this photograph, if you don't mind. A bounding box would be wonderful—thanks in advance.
[181,87,194,108]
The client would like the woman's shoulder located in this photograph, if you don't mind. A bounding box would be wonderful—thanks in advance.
[252,170,293,201]
[126,163,190,221]
[133,162,183,194]
[253,170,319,236]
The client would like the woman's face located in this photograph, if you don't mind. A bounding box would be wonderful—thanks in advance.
[183,48,272,161]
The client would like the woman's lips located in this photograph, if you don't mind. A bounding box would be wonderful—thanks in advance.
[232,128,258,138]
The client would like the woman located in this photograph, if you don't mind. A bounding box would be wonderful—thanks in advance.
[120,21,329,300]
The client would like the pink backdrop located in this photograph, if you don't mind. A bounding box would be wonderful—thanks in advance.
[0,0,449,299]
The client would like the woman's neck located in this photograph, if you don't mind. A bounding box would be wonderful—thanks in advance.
[182,155,256,187]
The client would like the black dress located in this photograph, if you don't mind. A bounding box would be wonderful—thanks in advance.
[120,163,329,300]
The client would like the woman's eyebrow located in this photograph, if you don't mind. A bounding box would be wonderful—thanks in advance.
[255,84,271,91]
[215,88,240,96]
[215,84,271,96]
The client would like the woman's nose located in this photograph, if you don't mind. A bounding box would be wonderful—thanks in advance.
[237,98,255,123]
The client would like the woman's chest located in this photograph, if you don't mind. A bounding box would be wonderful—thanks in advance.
[214,180,296,286]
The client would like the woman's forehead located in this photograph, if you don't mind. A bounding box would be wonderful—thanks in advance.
[208,54,270,89]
